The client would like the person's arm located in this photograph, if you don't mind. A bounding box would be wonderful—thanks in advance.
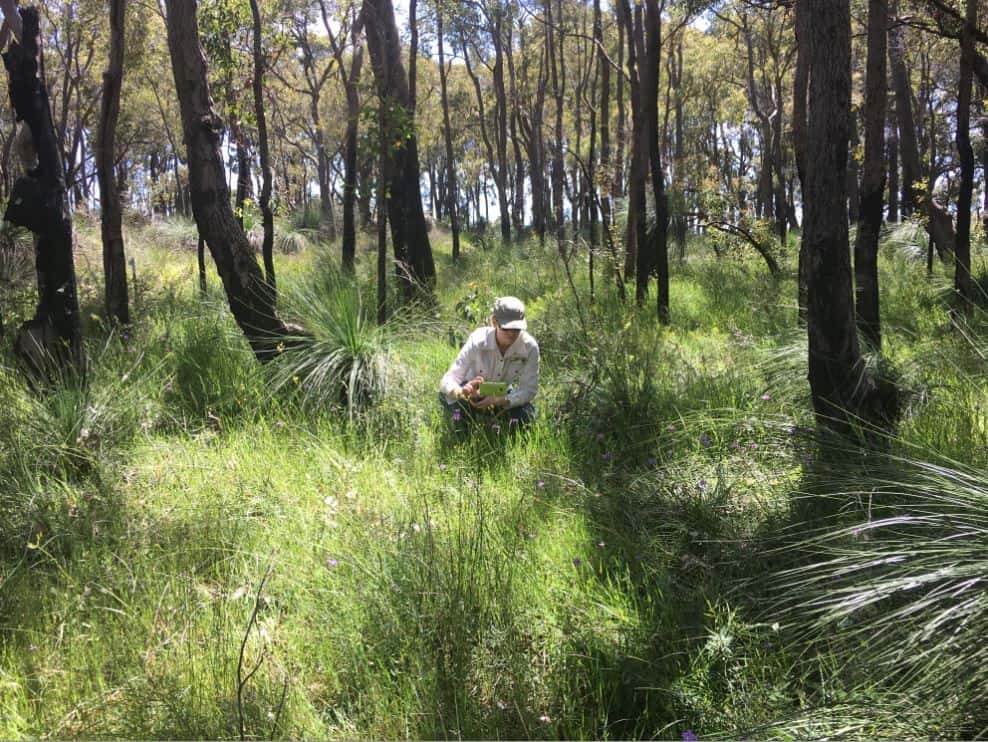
[439,337,479,402]
[505,343,539,407]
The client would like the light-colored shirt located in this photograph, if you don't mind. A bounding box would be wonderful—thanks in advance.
[440,327,540,408]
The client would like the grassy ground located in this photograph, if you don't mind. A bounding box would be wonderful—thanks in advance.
[0,216,986,739]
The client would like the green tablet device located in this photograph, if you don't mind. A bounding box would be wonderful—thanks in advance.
[477,381,508,397]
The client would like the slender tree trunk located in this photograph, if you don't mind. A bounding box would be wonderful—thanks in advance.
[165,0,290,359]
[847,105,860,226]
[887,96,899,222]
[890,17,954,259]
[794,0,810,324]
[889,16,919,217]
[377,102,388,325]
[507,23,525,237]
[198,234,207,294]
[98,0,130,326]
[618,0,642,283]
[249,0,275,293]
[804,0,878,433]
[955,0,976,309]
[644,0,669,322]
[493,8,511,242]
[520,33,547,244]
[615,10,626,199]
[854,0,887,350]
[362,0,435,294]
[547,0,565,248]
[3,6,84,375]
[595,0,612,235]
[437,4,460,261]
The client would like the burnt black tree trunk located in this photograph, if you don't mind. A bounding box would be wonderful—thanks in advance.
[362,0,435,294]
[803,0,879,432]
[249,0,275,293]
[97,0,130,326]
[3,6,84,375]
[165,0,290,359]
[853,0,887,349]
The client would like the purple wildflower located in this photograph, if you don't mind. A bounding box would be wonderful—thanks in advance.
[537,480,546,489]
[572,557,583,567]
[749,442,759,450]
[682,731,698,742]
[439,463,447,472]
[491,423,501,433]
[646,456,657,467]
[761,393,771,401]
[602,452,612,462]
[697,479,707,492]
[452,409,462,422]
[666,424,676,432]
[699,433,712,448]
[326,558,339,569]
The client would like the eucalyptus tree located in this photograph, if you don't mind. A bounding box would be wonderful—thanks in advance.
[853,0,887,350]
[164,0,293,359]
[435,0,461,260]
[362,0,436,294]
[322,0,365,272]
[97,0,129,325]
[248,0,275,291]
[271,0,340,240]
[801,0,882,432]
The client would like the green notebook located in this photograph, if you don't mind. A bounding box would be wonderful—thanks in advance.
[477,381,508,397]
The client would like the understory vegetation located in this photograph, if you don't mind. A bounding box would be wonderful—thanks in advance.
[0,216,986,739]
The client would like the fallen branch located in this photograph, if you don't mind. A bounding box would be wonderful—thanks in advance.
[686,213,781,277]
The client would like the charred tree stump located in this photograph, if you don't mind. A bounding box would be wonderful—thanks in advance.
[3,6,84,377]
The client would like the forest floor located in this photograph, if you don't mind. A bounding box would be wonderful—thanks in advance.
[0,216,986,739]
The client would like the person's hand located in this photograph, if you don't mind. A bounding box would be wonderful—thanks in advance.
[460,376,484,399]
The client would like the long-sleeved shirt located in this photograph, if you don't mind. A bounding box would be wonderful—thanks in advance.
[439,327,540,408]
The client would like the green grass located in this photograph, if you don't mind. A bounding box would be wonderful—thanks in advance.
[0,215,986,739]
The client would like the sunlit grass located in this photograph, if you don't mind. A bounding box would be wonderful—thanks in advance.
[0,216,985,739]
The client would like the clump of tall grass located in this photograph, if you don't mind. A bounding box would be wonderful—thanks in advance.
[163,308,270,428]
[760,445,988,737]
[0,332,158,554]
[276,227,318,255]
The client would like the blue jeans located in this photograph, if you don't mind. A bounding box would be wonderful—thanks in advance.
[439,393,536,434]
